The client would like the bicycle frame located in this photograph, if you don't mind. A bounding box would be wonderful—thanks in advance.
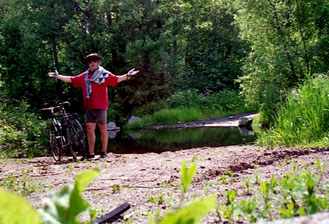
[41,101,86,162]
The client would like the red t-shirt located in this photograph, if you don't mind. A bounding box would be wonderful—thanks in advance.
[71,72,119,110]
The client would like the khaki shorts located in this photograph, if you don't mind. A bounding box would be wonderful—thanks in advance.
[85,109,107,124]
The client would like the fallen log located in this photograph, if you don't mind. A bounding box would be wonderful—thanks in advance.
[94,202,131,224]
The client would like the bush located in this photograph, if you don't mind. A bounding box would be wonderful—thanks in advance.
[201,90,246,112]
[165,89,248,112]
[133,100,168,117]
[126,89,255,128]
[127,108,203,129]
[166,90,205,109]
[0,99,48,158]
[257,75,329,146]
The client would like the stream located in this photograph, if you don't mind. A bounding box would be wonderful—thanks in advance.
[94,127,255,154]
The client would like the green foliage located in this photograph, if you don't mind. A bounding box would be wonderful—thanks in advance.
[126,90,254,129]
[257,76,329,146]
[216,190,237,222]
[149,159,216,224]
[238,199,257,222]
[0,169,99,224]
[0,170,40,196]
[235,0,329,124]
[148,193,165,206]
[213,163,329,223]
[0,188,42,224]
[111,184,122,194]
[165,90,204,109]
[0,0,247,123]
[244,178,251,195]
[275,170,327,219]
[39,169,99,224]
[159,195,216,224]
[166,89,248,112]
[127,108,203,129]
[0,99,48,158]
[181,161,197,194]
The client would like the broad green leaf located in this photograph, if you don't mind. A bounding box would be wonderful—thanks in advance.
[0,188,42,224]
[160,195,216,224]
[69,169,100,221]
[39,169,100,224]
[181,161,197,193]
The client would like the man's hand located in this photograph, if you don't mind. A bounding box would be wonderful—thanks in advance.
[47,70,72,83]
[48,70,59,78]
[127,68,139,77]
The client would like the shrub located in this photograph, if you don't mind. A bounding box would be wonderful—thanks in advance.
[0,169,100,224]
[166,89,205,109]
[165,89,247,112]
[0,99,48,158]
[127,89,254,128]
[201,90,246,111]
[257,75,329,146]
[127,107,203,129]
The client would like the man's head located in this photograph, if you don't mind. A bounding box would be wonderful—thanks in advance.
[85,53,102,71]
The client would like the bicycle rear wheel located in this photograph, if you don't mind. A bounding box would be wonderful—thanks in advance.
[67,118,87,158]
[49,126,65,162]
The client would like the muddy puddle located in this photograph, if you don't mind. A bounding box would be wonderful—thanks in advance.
[94,127,255,154]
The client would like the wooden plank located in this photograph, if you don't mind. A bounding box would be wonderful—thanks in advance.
[94,202,131,224]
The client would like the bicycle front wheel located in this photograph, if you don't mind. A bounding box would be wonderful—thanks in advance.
[49,126,65,162]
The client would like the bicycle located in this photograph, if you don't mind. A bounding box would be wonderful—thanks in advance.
[40,101,86,162]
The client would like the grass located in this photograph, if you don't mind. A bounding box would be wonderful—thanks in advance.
[214,160,329,223]
[0,169,41,196]
[257,75,329,147]
[125,89,256,129]
[125,106,252,129]
[127,108,203,129]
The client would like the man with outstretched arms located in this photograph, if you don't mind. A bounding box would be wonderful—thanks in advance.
[48,53,139,160]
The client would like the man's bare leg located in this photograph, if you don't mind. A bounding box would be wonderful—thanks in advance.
[99,124,108,153]
[86,123,96,155]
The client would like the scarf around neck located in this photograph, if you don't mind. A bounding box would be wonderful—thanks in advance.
[84,66,112,99]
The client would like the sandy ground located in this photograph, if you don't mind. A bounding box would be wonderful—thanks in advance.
[1,145,329,223]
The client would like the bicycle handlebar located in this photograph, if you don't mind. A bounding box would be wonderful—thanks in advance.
[59,101,70,108]
[39,101,71,119]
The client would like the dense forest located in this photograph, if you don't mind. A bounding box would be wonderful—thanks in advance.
[1,0,327,115]
[0,0,328,156]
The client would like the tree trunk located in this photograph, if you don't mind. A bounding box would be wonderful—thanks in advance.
[295,0,310,74]
[267,0,298,80]
[51,38,59,69]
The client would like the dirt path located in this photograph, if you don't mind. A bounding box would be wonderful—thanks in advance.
[1,145,329,223]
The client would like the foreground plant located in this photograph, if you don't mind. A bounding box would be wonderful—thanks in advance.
[181,161,197,194]
[157,196,216,224]
[214,161,329,223]
[0,169,100,224]
[0,169,42,196]
[149,160,216,224]
[0,188,42,224]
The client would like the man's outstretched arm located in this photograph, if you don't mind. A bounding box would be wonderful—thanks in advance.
[117,68,140,82]
[48,70,72,83]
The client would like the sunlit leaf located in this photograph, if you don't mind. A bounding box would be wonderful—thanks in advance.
[39,169,100,224]
[160,195,216,224]
[181,161,197,193]
[0,188,42,224]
